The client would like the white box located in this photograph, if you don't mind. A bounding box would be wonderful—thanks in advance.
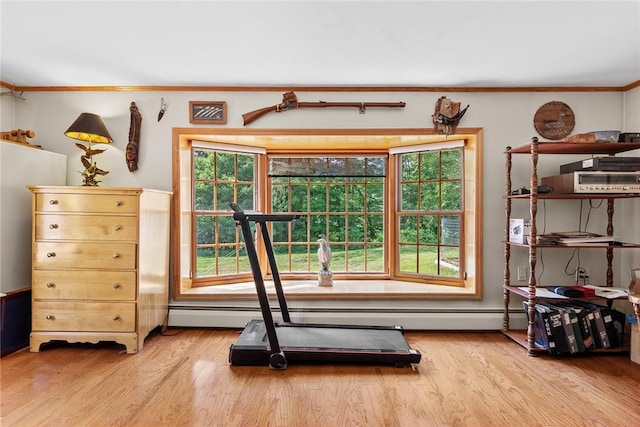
[509,219,531,244]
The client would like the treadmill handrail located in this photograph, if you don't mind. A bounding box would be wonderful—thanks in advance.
[230,202,299,223]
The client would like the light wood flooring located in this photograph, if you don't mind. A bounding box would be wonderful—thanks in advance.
[2,328,639,426]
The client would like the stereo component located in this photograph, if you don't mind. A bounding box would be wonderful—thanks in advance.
[540,171,640,194]
[560,156,640,174]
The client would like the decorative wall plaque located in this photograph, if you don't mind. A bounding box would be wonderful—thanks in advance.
[533,101,575,140]
[189,101,227,124]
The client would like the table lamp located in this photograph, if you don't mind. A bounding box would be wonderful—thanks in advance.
[64,112,113,186]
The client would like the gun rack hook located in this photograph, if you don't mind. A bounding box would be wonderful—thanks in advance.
[0,90,26,101]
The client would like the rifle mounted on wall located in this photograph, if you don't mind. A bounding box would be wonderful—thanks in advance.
[242,91,406,126]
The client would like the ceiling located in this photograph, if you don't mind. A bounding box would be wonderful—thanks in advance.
[1,1,639,89]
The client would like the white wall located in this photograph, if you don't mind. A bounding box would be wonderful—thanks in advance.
[0,143,66,293]
[623,86,640,272]
[10,89,637,329]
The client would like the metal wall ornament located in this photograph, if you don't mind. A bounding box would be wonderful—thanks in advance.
[533,101,575,140]
[158,97,168,122]
[432,96,469,135]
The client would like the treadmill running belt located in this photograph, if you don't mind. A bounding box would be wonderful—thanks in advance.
[234,319,412,352]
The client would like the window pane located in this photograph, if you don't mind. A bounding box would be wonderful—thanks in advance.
[397,146,463,282]
[442,149,461,179]
[329,215,345,242]
[399,245,418,273]
[237,184,254,210]
[215,183,234,211]
[441,215,460,245]
[329,184,345,212]
[215,152,235,180]
[272,184,289,212]
[440,246,460,277]
[420,151,439,180]
[348,215,365,242]
[418,246,438,274]
[347,184,365,212]
[194,149,214,180]
[291,245,310,271]
[310,185,326,211]
[401,153,419,181]
[419,182,439,211]
[196,216,215,245]
[419,215,438,244]
[291,217,308,242]
[237,154,254,181]
[367,214,384,243]
[218,246,239,275]
[367,183,384,212]
[192,147,256,280]
[195,182,213,211]
[366,245,384,271]
[291,185,308,211]
[196,247,216,276]
[310,215,327,240]
[401,183,419,210]
[347,244,365,271]
[330,244,345,271]
[217,216,237,244]
[272,222,288,242]
[442,181,461,210]
[399,215,417,243]
[274,245,291,271]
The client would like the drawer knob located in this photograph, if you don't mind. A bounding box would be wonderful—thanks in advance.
[45,314,55,320]
[112,253,120,259]
[46,252,56,258]
[113,283,121,289]
[49,199,59,205]
[49,224,59,229]
[113,315,120,321]
[114,225,122,231]
[115,200,122,207]
[46,282,55,288]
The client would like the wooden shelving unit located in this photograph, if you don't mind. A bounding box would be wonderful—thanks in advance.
[502,137,640,355]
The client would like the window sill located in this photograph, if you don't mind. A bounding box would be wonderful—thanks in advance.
[179,279,479,300]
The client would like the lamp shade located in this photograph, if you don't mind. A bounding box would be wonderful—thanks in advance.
[64,113,113,144]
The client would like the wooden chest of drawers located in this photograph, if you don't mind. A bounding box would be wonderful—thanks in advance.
[28,186,172,354]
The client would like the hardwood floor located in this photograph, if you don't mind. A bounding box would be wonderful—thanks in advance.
[2,328,639,426]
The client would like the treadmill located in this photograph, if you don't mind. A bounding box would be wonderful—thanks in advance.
[228,203,422,369]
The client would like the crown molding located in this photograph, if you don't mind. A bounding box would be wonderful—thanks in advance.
[2,81,638,93]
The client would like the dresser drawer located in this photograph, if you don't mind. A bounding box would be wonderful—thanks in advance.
[32,302,136,332]
[32,270,136,301]
[35,214,138,241]
[34,242,136,269]
[36,193,138,214]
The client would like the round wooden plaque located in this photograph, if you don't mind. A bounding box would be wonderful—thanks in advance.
[533,101,575,140]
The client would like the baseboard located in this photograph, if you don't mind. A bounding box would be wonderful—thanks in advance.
[168,307,528,331]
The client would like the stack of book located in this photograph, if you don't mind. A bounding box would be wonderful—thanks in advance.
[537,231,617,246]
[524,301,626,354]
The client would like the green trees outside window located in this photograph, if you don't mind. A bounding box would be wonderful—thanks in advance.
[191,146,463,280]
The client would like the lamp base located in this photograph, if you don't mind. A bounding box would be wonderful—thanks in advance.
[80,164,109,186]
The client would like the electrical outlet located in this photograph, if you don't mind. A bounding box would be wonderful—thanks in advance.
[517,266,528,281]
[576,267,590,284]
